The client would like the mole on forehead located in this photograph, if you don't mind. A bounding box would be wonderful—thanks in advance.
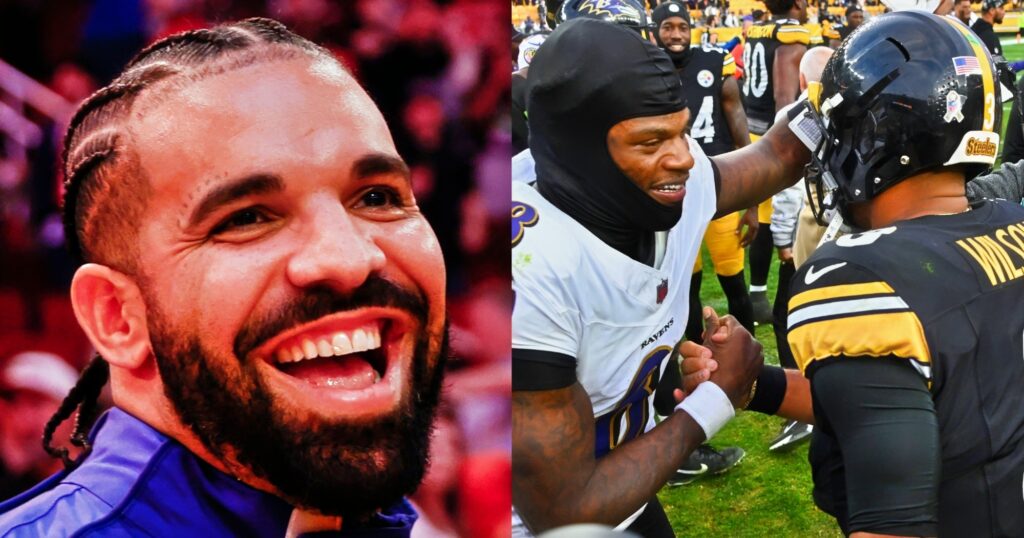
[130,47,327,116]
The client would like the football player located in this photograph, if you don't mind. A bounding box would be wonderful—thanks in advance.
[740,0,809,323]
[971,0,1006,57]
[685,12,1024,536]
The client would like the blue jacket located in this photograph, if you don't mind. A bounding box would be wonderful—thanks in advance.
[0,408,417,537]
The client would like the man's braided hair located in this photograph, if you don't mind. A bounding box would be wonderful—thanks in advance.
[47,17,338,468]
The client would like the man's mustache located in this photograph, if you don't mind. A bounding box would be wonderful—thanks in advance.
[234,275,429,361]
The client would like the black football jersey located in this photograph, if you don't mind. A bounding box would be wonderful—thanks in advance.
[679,46,736,157]
[740,19,809,135]
[788,200,1024,536]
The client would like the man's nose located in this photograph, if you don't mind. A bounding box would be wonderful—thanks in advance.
[285,201,387,292]
[664,135,695,171]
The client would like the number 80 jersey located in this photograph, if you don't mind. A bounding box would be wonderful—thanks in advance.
[680,45,737,156]
[740,19,809,135]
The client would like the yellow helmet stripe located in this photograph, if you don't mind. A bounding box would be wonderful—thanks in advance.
[940,17,996,132]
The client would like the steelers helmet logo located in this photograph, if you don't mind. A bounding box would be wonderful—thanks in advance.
[668,3,681,11]
[697,69,714,88]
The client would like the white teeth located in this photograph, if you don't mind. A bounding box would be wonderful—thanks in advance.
[657,184,682,192]
[274,324,383,363]
[301,339,318,359]
[332,332,353,355]
[352,329,368,352]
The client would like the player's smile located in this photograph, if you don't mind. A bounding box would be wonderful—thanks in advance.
[664,36,687,52]
[251,308,419,418]
[649,178,688,205]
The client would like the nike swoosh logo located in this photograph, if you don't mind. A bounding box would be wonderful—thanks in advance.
[804,262,847,285]
[677,463,709,475]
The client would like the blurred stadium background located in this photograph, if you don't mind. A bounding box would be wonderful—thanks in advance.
[0,1,510,537]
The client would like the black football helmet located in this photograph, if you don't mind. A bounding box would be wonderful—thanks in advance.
[805,11,1002,226]
[557,0,652,40]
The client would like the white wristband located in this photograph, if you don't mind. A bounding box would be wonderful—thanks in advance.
[674,382,735,440]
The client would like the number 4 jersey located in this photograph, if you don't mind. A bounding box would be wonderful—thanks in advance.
[787,200,1024,536]
[741,19,809,135]
[680,45,737,156]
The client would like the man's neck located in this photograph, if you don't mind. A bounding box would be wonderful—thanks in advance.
[982,13,995,23]
[864,169,969,228]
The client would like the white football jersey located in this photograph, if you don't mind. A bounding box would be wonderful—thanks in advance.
[511,139,718,534]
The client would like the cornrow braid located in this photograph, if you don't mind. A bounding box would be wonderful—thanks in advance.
[42,356,109,469]
[51,17,341,465]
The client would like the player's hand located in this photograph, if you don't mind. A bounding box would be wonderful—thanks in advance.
[736,208,760,247]
[777,247,793,264]
[672,307,724,403]
[675,339,719,403]
[702,309,763,409]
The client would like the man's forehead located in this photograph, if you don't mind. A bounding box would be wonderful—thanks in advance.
[128,57,396,197]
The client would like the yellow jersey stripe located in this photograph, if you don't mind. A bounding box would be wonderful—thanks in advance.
[722,54,736,77]
[788,311,933,374]
[787,295,909,330]
[777,25,811,45]
[940,16,996,131]
[789,281,894,310]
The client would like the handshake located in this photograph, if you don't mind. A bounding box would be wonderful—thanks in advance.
[671,307,764,439]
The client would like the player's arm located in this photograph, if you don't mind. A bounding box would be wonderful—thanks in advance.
[680,331,814,423]
[709,110,810,217]
[813,359,939,537]
[513,321,762,532]
[721,76,751,149]
[789,257,938,535]
[512,376,706,532]
[773,42,805,112]
[720,67,759,243]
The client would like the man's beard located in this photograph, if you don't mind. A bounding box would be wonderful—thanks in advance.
[145,277,447,519]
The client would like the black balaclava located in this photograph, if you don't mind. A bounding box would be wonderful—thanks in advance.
[528,18,686,264]
[651,2,692,67]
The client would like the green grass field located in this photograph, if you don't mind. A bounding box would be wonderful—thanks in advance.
[656,40,1024,537]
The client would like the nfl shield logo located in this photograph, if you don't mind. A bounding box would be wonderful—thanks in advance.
[656,279,669,304]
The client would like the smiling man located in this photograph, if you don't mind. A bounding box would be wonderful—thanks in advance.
[0,18,447,537]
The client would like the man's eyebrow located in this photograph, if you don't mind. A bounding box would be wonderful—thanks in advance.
[188,173,285,228]
[352,154,410,181]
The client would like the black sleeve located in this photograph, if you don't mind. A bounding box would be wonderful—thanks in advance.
[811,358,939,537]
[513,348,577,391]
[511,75,530,154]
[709,157,722,202]
[1002,78,1024,165]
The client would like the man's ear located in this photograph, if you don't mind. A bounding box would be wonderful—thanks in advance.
[70,263,152,371]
